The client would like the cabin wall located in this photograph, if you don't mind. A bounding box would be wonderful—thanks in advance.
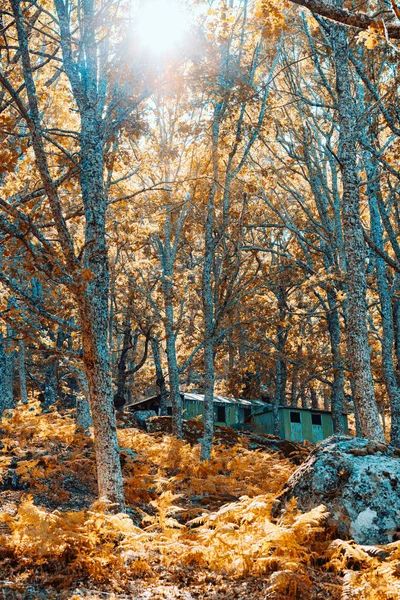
[216,404,238,426]
[183,399,239,426]
[321,413,334,439]
[283,409,305,441]
[184,399,204,420]
[252,411,269,435]
[150,396,347,441]
[285,409,331,442]
[253,411,285,438]
[253,408,350,443]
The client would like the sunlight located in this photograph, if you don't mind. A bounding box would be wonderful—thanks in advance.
[135,0,189,56]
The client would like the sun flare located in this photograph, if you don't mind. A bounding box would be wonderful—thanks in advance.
[135,0,189,56]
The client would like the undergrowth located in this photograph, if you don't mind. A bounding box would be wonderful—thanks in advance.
[0,401,399,599]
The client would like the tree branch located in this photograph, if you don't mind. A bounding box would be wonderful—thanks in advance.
[288,0,400,39]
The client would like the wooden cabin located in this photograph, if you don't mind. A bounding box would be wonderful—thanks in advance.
[126,392,265,427]
[251,405,349,443]
[181,392,265,427]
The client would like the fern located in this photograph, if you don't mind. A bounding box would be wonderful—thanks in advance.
[0,400,398,599]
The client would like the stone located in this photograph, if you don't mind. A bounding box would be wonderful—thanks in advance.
[132,410,157,430]
[272,435,400,545]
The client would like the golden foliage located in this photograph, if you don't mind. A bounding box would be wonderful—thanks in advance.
[326,540,400,600]
[0,497,150,585]
[1,403,399,598]
[0,401,96,502]
[357,26,381,50]
[118,428,294,511]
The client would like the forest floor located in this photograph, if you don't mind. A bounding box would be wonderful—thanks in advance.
[0,401,398,599]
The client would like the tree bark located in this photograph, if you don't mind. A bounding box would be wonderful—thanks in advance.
[201,102,223,461]
[76,107,125,511]
[329,19,385,442]
[156,200,185,438]
[76,395,92,431]
[0,331,6,416]
[393,293,400,385]
[18,340,28,404]
[310,386,319,409]
[43,356,57,407]
[114,319,136,411]
[272,363,281,435]
[273,285,288,415]
[325,286,345,433]
[288,0,400,39]
[5,0,130,511]
[4,325,15,410]
[151,336,168,416]
[366,152,400,445]
[163,298,183,437]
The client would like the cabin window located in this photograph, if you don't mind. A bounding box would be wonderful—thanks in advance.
[216,405,226,422]
[312,413,322,426]
[290,411,301,423]
[167,406,172,416]
[243,408,252,423]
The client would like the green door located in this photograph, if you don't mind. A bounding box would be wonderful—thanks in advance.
[311,413,323,442]
[289,411,303,441]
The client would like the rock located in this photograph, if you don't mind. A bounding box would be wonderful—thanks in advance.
[133,410,157,430]
[272,435,400,545]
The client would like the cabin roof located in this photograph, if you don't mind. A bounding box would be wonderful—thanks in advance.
[126,392,265,411]
[183,392,265,408]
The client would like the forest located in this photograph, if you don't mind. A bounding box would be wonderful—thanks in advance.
[0,0,400,597]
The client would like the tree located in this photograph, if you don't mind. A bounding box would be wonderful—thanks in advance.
[0,0,151,509]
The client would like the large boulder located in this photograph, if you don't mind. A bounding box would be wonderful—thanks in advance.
[272,435,400,545]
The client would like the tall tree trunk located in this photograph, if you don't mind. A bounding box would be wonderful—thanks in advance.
[393,292,400,385]
[330,19,384,442]
[78,287,124,510]
[72,368,92,431]
[4,325,15,410]
[0,331,6,416]
[290,342,302,407]
[274,286,288,408]
[151,336,168,416]
[11,0,125,510]
[155,195,185,438]
[201,102,223,461]
[76,395,93,432]
[290,372,299,407]
[202,337,215,459]
[366,153,400,445]
[43,352,58,407]
[326,286,345,433]
[272,361,281,435]
[163,277,183,437]
[77,110,125,511]
[301,388,308,409]
[114,318,136,411]
[18,340,28,404]
[310,385,319,409]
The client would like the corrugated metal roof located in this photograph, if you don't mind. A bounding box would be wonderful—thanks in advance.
[183,392,265,407]
[127,392,265,410]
